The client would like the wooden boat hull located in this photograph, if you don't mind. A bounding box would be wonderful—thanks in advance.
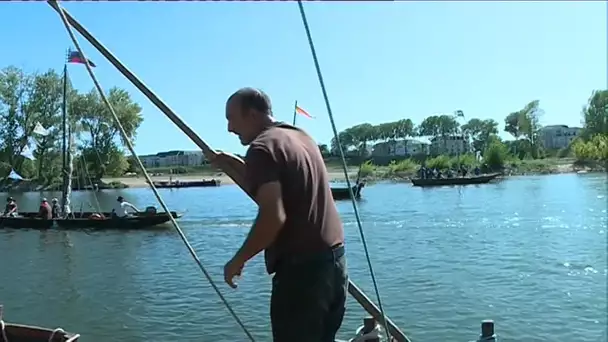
[0,211,181,230]
[331,183,365,200]
[2,323,79,342]
[411,173,501,187]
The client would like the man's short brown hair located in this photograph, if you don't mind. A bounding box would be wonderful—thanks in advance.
[229,87,273,116]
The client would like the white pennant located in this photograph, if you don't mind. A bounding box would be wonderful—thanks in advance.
[33,122,49,136]
[7,169,24,181]
[20,145,35,161]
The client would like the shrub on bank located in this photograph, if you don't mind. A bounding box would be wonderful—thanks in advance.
[572,134,608,162]
[483,140,510,170]
[358,161,376,178]
[386,159,418,176]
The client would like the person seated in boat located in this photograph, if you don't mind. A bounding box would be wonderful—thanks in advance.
[3,197,18,217]
[51,198,61,218]
[417,166,427,179]
[39,198,52,220]
[111,196,140,218]
[89,213,105,220]
[460,165,468,177]
[474,166,481,176]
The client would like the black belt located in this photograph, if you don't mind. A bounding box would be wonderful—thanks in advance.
[275,244,345,270]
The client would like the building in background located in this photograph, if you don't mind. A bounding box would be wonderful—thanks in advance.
[538,125,583,150]
[139,150,206,168]
[430,135,470,156]
[371,138,431,157]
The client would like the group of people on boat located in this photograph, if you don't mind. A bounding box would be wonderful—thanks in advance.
[417,164,483,180]
[1,196,140,220]
[1,196,61,219]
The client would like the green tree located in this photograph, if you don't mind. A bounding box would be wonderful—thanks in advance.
[503,100,544,158]
[461,118,499,152]
[483,140,509,170]
[331,118,416,156]
[318,144,330,157]
[71,88,143,179]
[418,114,460,154]
[27,70,66,182]
[418,114,460,137]
[0,66,65,181]
[581,90,608,139]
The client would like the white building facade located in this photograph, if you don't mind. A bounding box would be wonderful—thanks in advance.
[538,125,583,150]
[430,135,470,156]
[371,139,430,156]
[139,150,206,168]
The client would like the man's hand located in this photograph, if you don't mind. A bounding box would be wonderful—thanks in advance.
[224,256,245,289]
[207,151,243,166]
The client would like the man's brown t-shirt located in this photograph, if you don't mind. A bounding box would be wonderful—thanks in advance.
[245,123,344,274]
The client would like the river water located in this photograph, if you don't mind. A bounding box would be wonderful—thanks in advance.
[0,173,606,342]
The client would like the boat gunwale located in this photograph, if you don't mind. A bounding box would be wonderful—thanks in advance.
[2,322,79,341]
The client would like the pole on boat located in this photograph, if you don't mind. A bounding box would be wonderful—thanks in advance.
[60,61,69,216]
[292,100,298,126]
[46,3,411,341]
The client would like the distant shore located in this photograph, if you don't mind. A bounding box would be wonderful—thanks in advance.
[102,161,606,189]
[103,169,359,188]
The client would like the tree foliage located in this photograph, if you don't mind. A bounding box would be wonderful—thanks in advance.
[0,66,143,183]
[503,100,544,158]
[571,90,608,163]
[461,118,499,152]
[581,90,608,139]
[330,119,415,155]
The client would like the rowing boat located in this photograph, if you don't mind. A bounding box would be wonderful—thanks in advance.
[0,211,181,230]
[331,181,365,200]
[411,173,501,187]
[151,179,221,188]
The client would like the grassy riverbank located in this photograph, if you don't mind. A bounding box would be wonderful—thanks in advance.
[101,156,605,189]
[3,157,603,192]
[366,158,605,181]
[355,157,605,181]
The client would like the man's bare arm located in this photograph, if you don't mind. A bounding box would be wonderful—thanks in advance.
[232,181,286,264]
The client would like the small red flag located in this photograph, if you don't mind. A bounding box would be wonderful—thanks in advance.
[295,105,313,119]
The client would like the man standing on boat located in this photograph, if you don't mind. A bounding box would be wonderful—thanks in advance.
[213,87,347,342]
[39,198,52,220]
[111,196,140,218]
[51,198,61,219]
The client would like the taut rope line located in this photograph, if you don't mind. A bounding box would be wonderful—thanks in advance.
[50,1,255,340]
[296,1,393,340]
[47,2,411,341]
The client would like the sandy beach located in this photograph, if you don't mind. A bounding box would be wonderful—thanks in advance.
[104,169,359,188]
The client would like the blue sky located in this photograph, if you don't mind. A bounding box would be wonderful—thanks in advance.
[1,1,606,155]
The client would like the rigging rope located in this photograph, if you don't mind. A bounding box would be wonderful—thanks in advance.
[51,1,255,340]
[296,1,393,340]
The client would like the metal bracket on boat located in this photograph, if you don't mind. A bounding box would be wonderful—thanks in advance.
[47,327,80,342]
[65,335,80,342]
[0,305,7,342]
[48,328,65,342]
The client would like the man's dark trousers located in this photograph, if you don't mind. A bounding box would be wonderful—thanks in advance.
[270,245,348,342]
